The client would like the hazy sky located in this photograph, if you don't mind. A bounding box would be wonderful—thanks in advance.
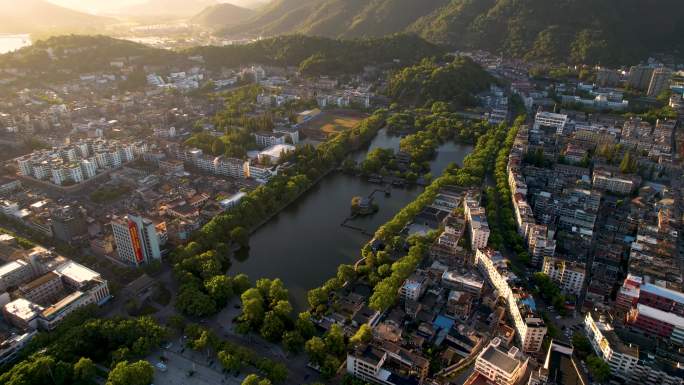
[47,0,141,13]
[47,0,266,14]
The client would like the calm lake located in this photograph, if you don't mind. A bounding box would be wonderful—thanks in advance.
[234,129,474,310]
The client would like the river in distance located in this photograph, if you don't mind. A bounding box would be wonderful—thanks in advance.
[0,34,31,54]
[234,128,474,310]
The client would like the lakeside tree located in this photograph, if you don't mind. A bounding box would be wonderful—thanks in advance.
[73,357,96,384]
[218,351,242,372]
[106,361,153,385]
[295,311,316,339]
[240,288,266,329]
[242,374,272,385]
[282,330,305,353]
[204,275,234,306]
[233,273,252,294]
[305,336,327,366]
[230,226,250,248]
[260,311,286,342]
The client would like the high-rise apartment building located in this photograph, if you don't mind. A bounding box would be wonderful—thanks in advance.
[111,215,165,266]
[647,67,673,97]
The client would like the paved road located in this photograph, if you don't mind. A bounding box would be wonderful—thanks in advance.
[207,300,320,384]
[150,348,245,385]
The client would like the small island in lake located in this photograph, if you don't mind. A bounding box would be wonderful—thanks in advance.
[351,196,379,216]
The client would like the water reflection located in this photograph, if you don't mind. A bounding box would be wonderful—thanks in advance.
[233,129,473,310]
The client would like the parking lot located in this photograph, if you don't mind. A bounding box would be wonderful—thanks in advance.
[147,347,245,385]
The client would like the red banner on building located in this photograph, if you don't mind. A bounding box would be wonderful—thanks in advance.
[128,220,144,264]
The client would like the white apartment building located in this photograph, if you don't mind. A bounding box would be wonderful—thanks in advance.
[0,260,34,292]
[399,273,427,301]
[592,170,635,194]
[245,162,275,182]
[533,111,569,135]
[346,342,429,385]
[254,132,287,148]
[80,159,97,179]
[464,193,490,250]
[542,257,585,295]
[0,330,36,366]
[584,312,639,380]
[16,139,147,186]
[476,249,547,352]
[527,225,556,264]
[214,156,247,178]
[475,338,529,385]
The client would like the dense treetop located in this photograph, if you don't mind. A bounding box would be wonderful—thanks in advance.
[188,33,444,74]
[0,34,444,81]
[387,57,494,107]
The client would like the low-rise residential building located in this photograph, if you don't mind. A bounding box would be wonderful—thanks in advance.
[2,260,109,332]
[0,260,34,292]
[399,272,428,302]
[592,170,637,194]
[441,270,485,296]
[585,311,639,380]
[473,338,529,385]
[346,339,429,385]
[534,111,569,135]
[541,257,586,295]
[0,330,36,366]
[258,144,295,164]
[254,131,287,148]
[584,311,683,385]
[464,192,490,250]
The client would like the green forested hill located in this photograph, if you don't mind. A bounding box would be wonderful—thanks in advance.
[220,0,684,64]
[388,57,494,107]
[0,34,443,80]
[188,33,444,75]
[409,0,684,65]
[220,0,450,39]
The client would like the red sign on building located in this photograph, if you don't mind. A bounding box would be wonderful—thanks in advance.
[128,220,144,264]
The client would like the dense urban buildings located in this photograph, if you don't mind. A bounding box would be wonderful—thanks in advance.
[0,11,683,385]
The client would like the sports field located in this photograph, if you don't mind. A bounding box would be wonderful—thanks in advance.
[300,110,368,139]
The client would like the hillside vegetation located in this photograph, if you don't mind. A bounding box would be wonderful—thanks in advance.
[410,0,684,65]
[387,57,494,107]
[219,0,684,64]
[220,0,450,38]
[0,34,443,83]
[187,34,445,75]
[0,35,173,77]
[190,3,255,29]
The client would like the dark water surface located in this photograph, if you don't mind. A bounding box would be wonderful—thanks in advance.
[234,129,473,309]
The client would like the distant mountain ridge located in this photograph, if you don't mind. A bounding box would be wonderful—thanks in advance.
[0,0,115,33]
[121,0,220,17]
[219,0,684,64]
[190,3,255,29]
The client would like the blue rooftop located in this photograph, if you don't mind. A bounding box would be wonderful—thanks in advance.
[433,315,454,331]
[520,296,537,311]
[642,283,684,305]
